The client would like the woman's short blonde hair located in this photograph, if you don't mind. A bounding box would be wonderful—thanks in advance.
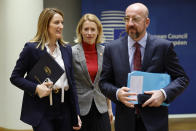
[30,8,67,49]
[74,13,104,44]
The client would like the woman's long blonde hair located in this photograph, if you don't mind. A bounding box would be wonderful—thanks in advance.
[74,13,104,44]
[30,8,67,50]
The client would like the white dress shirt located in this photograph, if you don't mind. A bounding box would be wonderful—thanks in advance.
[45,41,69,103]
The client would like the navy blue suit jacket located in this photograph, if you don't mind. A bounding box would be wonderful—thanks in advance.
[99,34,189,131]
[10,42,79,126]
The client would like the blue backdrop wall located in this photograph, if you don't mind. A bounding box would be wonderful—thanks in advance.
[81,0,196,114]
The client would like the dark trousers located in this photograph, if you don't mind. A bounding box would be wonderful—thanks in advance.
[79,100,111,131]
[33,91,72,131]
[32,114,71,131]
[135,114,147,131]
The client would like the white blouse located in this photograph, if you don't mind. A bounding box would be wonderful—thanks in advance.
[45,41,69,103]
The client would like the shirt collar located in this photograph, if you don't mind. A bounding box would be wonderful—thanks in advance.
[45,41,59,48]
[45,41,60,57]
[128,32,148,48]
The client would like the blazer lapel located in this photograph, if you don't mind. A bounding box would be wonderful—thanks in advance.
[120,35,131,73]
[59,44,69,73]
[75,44,92,84]
[93,44,104,85]
[142,34,153,71]
[37,45,48,59]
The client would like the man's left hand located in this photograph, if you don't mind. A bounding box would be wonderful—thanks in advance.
[142,90,165,107]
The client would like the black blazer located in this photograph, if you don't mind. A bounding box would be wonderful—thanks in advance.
[10,42,79,126]
[99,34,189,131]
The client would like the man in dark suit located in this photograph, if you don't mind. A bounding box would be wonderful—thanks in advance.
[99,3,189,131]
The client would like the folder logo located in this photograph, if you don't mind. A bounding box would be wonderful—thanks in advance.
[44,66,51,76]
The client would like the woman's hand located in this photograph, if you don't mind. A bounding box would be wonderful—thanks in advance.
[35,81,53,98]
[107,98,114,124]
[73,115,82,130]
[108,108,113,124]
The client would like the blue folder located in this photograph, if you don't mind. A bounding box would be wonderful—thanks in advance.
[127,71,170,106]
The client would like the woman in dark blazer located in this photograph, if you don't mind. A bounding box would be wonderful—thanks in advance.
[10,8,81,131]
[72,13,113,131]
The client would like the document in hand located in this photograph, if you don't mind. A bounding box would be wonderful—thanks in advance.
[127,71,170,106]
[28,52,64,84]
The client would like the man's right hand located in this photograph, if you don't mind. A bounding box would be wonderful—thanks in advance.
[117,87,137,108]
[35,82,53,98]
